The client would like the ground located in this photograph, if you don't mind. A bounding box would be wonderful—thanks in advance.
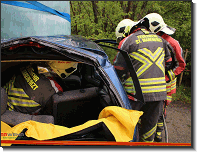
[162,100,191,143]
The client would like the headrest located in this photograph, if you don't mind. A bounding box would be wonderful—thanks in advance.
[62,75,81,90]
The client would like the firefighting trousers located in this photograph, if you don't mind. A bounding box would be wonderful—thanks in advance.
[130,100,163,142]
[155,101,167,140]
[155,103,165,140]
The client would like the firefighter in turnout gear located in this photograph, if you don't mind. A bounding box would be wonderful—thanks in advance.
[142,13,186,142]
[114,18,174,142]
[3,62,77,116]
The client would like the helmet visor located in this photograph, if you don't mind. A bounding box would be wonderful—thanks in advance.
[160,26,175,35]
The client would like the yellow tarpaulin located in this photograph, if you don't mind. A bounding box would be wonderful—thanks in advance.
[1,106,143,146]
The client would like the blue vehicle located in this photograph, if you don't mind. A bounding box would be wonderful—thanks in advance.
[1,1,144,145]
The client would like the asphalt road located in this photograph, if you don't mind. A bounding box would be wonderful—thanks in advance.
[162,100,191,143]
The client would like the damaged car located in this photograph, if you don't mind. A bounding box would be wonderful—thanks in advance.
[1,35,145,145]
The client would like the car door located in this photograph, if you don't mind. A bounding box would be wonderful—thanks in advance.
[93,39,144,104]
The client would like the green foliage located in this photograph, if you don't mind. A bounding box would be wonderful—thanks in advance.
[70,1,191,80]
[172,84,191,104]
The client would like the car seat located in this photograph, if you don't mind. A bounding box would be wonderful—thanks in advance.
[52,87,103,127]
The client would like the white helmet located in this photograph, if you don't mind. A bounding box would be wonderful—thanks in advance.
[115,19,137,40]
[47,61,78,78]
[141,13,175,35]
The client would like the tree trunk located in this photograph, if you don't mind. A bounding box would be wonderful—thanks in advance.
[131,2,138,20]
[91,1,99,34]
[125,1,131,18]
[102,2,107,32]
[70,1,77,35]
[138,1,148,20]
[92,1,98,24]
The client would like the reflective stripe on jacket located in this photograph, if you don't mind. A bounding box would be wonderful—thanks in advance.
[4,64,56,114]
[114,28,173,102]
[166,77,177,104]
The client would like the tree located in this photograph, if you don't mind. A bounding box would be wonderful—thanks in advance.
[70,1,191,81]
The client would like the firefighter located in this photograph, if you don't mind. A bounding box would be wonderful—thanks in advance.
[114,18,174,142]
[142,13,186,142]
[3,61,77,116]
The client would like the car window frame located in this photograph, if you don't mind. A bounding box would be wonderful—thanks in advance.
[94,39,145,104]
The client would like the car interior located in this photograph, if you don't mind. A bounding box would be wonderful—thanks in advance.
[1,60,117,128]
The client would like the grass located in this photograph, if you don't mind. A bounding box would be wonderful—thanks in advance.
[172,84,191,104]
